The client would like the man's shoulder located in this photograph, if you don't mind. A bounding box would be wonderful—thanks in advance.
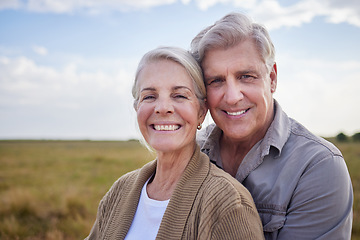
[272,101,342,158]
[288,117,342,157]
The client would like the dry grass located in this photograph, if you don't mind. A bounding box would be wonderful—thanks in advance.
[331,140,360,239]
[0,140,154,239]
[0,139,358,239]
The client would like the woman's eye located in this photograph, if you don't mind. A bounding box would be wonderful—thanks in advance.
[142,95,155,101]
[174,94,188,99]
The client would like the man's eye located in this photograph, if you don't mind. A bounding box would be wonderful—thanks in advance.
[238,74,253,79]
[239,75,255,82]
[208,78,223,85]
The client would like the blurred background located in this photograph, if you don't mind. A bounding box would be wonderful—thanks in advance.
[1,0,360,239]
[1,0,359,141]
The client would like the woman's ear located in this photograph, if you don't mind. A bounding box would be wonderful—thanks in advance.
[133,101,138,111]
[198,99,208,123]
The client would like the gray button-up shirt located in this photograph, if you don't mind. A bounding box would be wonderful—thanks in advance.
[197,100,353,239]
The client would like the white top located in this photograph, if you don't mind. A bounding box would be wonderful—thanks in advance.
[125,178,170,240]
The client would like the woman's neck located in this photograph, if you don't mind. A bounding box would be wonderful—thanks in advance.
[146,144,195,201]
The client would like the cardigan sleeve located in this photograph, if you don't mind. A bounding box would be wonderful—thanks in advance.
[211,203,264,240]
[203,163,264,240]
[84,198,104,240]
[84,171,136,240]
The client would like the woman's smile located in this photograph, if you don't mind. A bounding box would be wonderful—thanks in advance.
[152,124,181,131]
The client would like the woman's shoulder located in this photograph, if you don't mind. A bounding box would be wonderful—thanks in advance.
[102,160,156,203]
[204,163,255,206]
[100,168,140,205]
[111,168,141,190]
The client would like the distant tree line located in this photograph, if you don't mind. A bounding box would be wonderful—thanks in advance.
[336,132,360,142]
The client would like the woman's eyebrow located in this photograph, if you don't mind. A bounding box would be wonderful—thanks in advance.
[173,86,191,91]
[140,87,156,92]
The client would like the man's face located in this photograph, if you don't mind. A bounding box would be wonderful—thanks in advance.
[202,39,277,143]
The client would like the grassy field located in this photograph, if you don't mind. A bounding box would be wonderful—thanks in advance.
[0,140,155,239]
[0,139,359,239]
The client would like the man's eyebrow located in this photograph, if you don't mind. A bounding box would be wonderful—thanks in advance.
[235,69,258,75]
[204,74,223,81]
[204,69,258,79]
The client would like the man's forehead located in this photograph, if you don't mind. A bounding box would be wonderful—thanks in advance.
[202,45,265,74]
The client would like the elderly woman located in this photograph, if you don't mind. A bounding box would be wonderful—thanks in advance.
[85,46,264,240]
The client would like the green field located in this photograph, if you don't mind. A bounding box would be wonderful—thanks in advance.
[0,140,359,239]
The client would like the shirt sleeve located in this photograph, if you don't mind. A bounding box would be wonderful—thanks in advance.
[278,154,353,239]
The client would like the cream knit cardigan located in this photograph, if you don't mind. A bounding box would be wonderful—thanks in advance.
[85,145,264,240]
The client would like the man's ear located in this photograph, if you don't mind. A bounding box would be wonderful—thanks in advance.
[270,63,277,93]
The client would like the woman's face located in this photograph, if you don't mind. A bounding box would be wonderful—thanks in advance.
[135,59,206,154]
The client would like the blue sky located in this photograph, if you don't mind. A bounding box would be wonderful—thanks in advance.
[1,0,360,140]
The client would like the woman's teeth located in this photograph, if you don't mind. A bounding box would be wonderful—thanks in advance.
[153,125,180,131]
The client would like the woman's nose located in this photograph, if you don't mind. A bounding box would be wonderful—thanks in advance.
[155,97,174,114]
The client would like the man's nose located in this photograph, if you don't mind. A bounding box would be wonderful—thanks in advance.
[224,79,244,105]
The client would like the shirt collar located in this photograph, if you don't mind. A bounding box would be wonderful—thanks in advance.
[198,124,223,168]
[261,100,291,158]
[199,99,291,160]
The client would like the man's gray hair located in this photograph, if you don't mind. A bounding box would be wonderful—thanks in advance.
[190,12,275,72]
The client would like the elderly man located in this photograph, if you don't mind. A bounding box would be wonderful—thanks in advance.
[191,12,353,239]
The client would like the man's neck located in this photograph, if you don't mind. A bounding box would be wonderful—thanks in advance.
[219,136,254,177]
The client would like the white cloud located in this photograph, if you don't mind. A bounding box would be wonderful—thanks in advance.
[181,0,191,4]
[0,55,140,139]
[194,0,257,11]
[249,0,360,30]
[2,0,360,28]
[323,0,360,26]
[249,0,319,30]
[0,55,134,106]
[32,45,48,56]
[0,0,21,10]
[275,54,360,136]
[19,0,176,13]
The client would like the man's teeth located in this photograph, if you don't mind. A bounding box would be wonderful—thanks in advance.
[227,110,246,116]
[154,125,180,131]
